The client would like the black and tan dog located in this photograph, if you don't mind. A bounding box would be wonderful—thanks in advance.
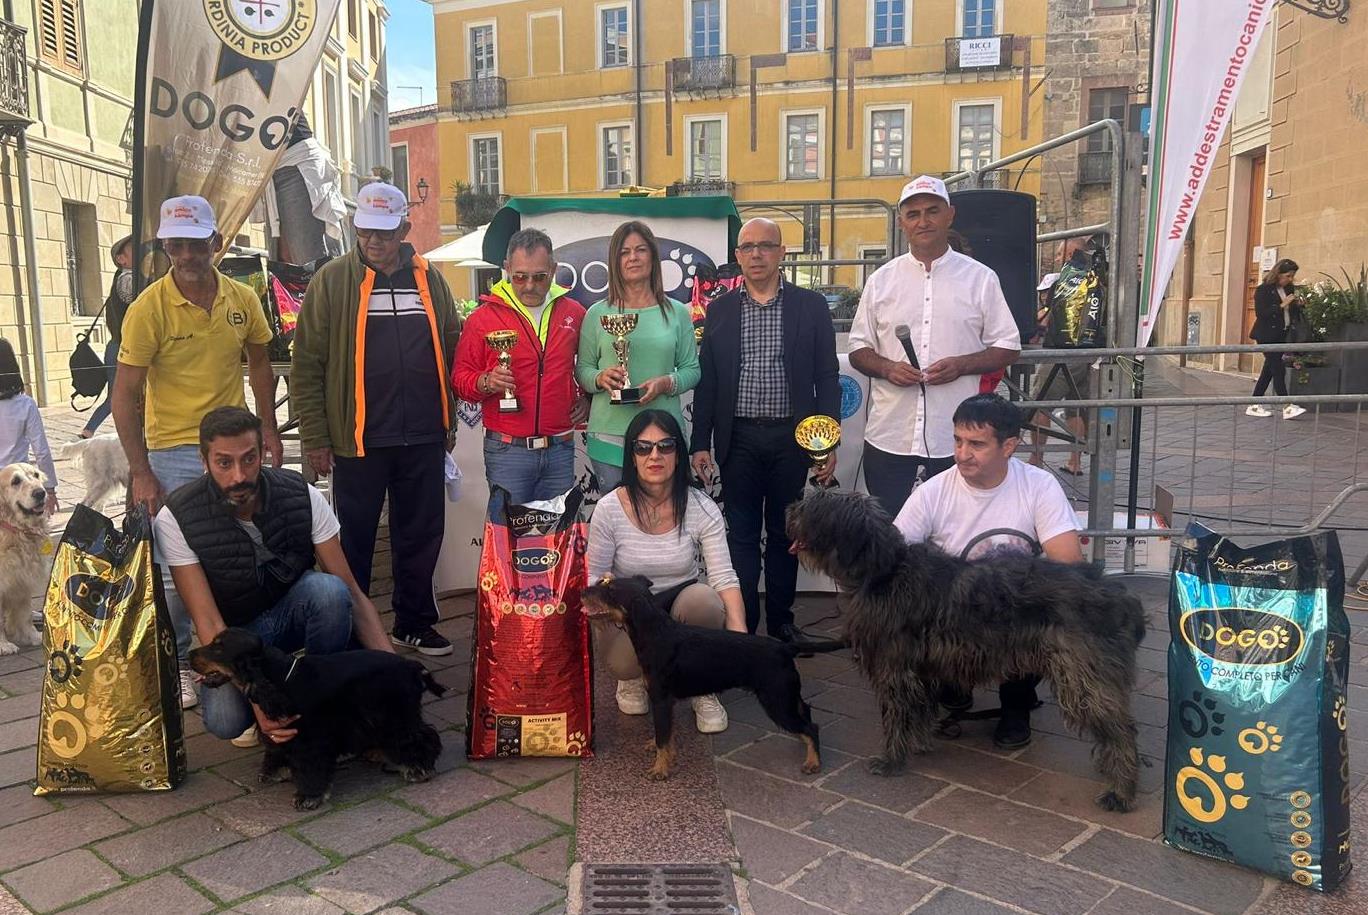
[786,489,1147,812]
[582,575,846,780]
[189,628,446,809]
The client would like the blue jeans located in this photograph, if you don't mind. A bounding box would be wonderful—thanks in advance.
[149,445,208,661]
[199,571,353,739]
[81,340,119,435]
[591,458,623,494]
[482,437,576,504]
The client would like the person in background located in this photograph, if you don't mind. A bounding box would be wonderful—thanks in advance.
[588,409,744,732]
[849,175,1021,518]
[1248,258,1307,420]
[80,234,134,439]
[0,339,58,515]
[577,221,700,492]
[690,217,841,640]
[292,182,463,658]
[113,195,280,709]
[452,228,588,504]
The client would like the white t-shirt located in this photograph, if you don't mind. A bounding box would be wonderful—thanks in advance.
[849,250,1021,457]
[154,484,340,567]
[893,459,1080,560]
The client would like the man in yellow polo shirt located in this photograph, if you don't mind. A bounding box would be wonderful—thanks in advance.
[112,194,281,710]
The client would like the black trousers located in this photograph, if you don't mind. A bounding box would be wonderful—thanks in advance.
[1252,351,1288,397]
[942,675,1041,715]
[332,442,445,633]
[862,443,955,519]
[720,421,810,635]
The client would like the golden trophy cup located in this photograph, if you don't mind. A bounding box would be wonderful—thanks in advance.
[600,312,641,404]
[485,330,521,413]
[795,415,841,488]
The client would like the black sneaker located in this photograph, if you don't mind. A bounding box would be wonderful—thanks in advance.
[993,711,1032,750]
[391,626,453,657]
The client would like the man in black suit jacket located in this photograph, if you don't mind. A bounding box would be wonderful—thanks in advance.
[690,218,841,639]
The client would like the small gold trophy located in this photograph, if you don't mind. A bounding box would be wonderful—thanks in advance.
[600,312,641,404]
[485,330,520,413]
[795,415,841,488]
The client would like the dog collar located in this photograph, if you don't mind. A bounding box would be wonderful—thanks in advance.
[285,649,305,682]
[0,519,50,552]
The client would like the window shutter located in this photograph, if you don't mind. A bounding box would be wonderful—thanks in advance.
[60,0,82,72]
[38,0,60,62]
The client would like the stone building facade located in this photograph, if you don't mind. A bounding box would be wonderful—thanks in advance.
[1039,0,1151,268]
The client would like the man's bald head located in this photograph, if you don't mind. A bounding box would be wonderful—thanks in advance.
[738,217,782,245]
[735,218,784,291]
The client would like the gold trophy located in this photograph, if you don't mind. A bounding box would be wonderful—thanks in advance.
[485,330,521,413]
[795,415,841,488]
[600,312,641,404]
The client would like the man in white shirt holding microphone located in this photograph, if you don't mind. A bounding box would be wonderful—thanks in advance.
[849,176,1022,517]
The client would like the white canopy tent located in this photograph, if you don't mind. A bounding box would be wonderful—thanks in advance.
[423,225,492,266]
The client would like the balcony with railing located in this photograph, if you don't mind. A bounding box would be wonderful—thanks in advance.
[449,76,507,115]
[945,33,1014,72]
[1077,150,1114,186]
[0,18,30,133]
[671,55,736,92]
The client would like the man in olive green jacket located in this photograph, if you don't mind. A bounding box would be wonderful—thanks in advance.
[291,183,462,655]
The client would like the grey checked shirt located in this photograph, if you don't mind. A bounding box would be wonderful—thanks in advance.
[736,281,791,419]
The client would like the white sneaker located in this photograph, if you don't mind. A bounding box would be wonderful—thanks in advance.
[1245,405,1273,417]
[615,677,649,715]
[691,694,729,734]
[179,670,199,709]
[231,724,259,748]
[1283,404,1307,419]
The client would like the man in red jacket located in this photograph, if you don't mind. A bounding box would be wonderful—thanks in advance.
[453,228,588,503]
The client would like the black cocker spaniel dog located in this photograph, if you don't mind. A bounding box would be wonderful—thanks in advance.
[189,628,446,809]
[786,488,1147,812]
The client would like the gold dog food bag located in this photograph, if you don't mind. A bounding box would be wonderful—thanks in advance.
[35,506,186,795]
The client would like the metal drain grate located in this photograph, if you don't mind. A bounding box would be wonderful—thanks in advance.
[582,863,740,914]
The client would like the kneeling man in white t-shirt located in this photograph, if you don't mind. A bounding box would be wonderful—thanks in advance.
[893,393,1083,749]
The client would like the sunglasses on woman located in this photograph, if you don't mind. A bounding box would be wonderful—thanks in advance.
[631,437,677,457]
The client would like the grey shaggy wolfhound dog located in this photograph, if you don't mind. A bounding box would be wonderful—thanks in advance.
[786,488,1147,811]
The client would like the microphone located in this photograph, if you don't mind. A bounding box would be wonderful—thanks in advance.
[893,324,920,370]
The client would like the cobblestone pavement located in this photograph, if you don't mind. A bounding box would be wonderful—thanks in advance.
[0,360,1360,914]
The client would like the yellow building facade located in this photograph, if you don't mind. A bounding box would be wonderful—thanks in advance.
[429,0,1045,292]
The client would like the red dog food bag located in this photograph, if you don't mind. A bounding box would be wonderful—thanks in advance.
[466,487,593,759]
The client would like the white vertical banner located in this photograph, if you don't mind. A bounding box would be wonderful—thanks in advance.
[1137,0,1275,346]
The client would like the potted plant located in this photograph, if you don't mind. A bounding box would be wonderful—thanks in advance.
[1288,352,1338,397]
[1299,267,1368,408]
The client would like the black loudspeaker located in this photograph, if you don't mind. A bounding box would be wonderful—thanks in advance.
[947,189,1039,341]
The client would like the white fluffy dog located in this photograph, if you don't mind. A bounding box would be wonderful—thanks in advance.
[61,434,130,510]
[0,463,49,654]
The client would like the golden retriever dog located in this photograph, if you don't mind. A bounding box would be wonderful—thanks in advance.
[0,463,49,654]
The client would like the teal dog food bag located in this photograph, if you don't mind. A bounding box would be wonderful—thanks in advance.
[1164,524,1351,891]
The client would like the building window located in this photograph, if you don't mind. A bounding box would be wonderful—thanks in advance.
[691,0,721,58]
[369,9,380,60]
[688,118,724,180]
[859,245,888,285]
[600,5,630,67]
[349,87,365,183]
[62,202,100,318]
[1087,87,1130,151]
[348,0,360,38]
[962,0,996,38]
[787,0,818,52]
[37,0,83,75]
[601,124,633,188]
[470,23,496,79]
[1093,0,1132,8]
[322,66,341,155]
[956,103,996,174]
[472,136,501,195]
[872,0,905,47]
[391,144,410,198]
[869,108,905,176]
[785,113,820,180]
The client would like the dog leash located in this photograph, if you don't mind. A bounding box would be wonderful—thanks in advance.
[0,518,53,554]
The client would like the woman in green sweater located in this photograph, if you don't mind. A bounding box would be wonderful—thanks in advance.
[576,221,701,491]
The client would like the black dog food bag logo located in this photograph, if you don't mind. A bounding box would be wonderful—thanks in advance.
[1179,608,1305,667]
[512,548,561,573]
[64,573,136,623]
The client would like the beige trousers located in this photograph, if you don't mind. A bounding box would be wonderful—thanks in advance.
[602,582,726,681]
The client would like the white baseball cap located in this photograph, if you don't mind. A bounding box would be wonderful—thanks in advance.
[157,195,217,240]
[354,182,408,231]
[897,175,951,207]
